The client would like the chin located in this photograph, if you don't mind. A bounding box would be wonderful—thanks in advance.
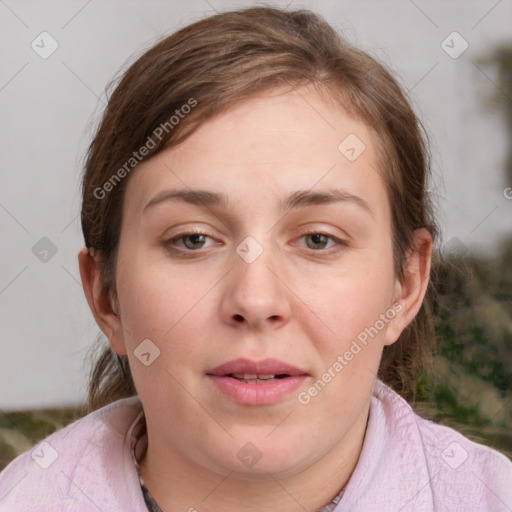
[228,460,308,481]
[207,439,313,481]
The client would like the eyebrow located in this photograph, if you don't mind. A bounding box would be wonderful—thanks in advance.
[143,187,373,217]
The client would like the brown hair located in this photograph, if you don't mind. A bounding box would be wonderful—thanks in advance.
[81,5,439,413]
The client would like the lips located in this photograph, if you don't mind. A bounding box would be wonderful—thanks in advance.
[206,358,308,404]
[207,358,307,379]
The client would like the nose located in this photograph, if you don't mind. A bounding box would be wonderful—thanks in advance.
[219,240,292,331]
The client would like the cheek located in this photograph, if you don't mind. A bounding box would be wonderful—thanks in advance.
[116,258,215,406]
[115,265,230,415]
[115,251,215,352]
[299,256,396,347]
[294,269,395,418]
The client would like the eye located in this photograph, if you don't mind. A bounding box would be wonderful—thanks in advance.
[166,232,216,251]
[164,230,345,254]
[297,232,345,251]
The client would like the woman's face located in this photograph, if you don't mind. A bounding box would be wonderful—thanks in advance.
[108,84,411,479]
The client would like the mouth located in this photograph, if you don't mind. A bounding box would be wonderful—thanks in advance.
[206,358,308,405]
[207,357,307,376]
[226,373,291,384]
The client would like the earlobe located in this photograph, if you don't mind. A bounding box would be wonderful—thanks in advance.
[78,247,127,355]
[384,229,433,345]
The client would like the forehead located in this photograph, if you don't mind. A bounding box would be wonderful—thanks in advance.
[123,84,387,217]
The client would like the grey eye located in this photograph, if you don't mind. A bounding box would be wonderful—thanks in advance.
[305,234,330,250]
[182,234,208,249]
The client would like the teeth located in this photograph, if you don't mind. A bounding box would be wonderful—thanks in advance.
[230,373,276,380]
[246,379,260,385]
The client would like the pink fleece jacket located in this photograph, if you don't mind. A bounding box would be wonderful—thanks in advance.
[1,378,511,511]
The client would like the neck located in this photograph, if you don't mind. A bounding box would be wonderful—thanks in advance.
[139,401,370,512]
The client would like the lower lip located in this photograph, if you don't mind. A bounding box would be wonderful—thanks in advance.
[207,375,307,405]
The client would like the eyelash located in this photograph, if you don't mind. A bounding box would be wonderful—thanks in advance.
[163,230,347,255]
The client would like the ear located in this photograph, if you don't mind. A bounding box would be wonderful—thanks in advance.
[78,247,127,355]
[384,228,433,345]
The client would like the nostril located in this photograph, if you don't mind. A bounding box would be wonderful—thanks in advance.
[233,314,244,323]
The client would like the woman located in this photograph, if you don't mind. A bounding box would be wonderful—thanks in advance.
[1,6,511,511]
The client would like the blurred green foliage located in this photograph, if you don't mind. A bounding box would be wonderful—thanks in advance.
[419,41,512,454]
[418,237,512,458]
[0,407,82,470]
[481,45,512,182]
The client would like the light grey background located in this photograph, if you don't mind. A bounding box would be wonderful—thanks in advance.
[1,0,511,410]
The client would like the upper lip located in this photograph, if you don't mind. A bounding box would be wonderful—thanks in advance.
[207,358,308,377]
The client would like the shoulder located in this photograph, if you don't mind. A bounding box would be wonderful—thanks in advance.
[0,397,148,511]
[373,379,512,511]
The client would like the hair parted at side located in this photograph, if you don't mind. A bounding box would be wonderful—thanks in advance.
[81,5,439,413]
